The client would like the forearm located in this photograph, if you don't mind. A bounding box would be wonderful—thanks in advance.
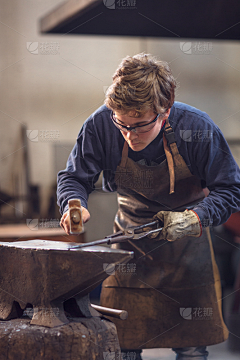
[57,172,89,215]
[193,185,240,227]
[183,119,240,227]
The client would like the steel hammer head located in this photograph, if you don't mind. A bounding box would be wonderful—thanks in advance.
[68,199,84,234]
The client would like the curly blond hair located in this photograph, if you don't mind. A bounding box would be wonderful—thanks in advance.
[105,53,176,117]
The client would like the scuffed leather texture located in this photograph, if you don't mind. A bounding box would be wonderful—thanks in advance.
[101,134,228,348]
[153,209,202,241]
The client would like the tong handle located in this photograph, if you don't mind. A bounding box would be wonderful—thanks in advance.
[69,234,133,249]
[133,220,161,234]
[106,234,134,244]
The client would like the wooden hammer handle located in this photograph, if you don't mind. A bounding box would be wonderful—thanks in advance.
[68,199,84,234]
[91,304,128,320]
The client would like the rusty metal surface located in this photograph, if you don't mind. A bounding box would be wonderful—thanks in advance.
[0,240,133,327]
[0,317,121,360]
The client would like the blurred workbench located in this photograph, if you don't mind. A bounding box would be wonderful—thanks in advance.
[0,223,85,243]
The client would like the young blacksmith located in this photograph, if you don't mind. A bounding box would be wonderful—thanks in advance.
[57,53,240,360]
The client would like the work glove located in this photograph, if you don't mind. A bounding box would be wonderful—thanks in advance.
[151,209,202,241]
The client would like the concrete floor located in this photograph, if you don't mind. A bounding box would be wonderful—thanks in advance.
[142,341,240,359]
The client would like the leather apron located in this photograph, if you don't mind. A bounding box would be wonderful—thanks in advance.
[100,121,228,349]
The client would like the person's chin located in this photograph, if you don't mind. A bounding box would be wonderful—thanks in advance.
[129,142,145,151]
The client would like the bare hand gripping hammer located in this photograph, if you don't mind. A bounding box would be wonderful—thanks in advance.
[68,199,84,234]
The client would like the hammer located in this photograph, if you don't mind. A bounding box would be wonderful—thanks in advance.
[68,199,84,234]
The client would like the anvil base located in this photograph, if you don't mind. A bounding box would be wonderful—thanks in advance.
[0,317,120,360]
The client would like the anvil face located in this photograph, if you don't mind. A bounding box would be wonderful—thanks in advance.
[0,240,133,327]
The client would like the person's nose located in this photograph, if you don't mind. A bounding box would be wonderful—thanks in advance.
[126,130,138,140]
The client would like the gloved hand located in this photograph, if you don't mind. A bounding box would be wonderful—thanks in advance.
[151,209,202,241]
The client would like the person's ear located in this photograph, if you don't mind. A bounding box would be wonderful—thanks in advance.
[163,108,171,120]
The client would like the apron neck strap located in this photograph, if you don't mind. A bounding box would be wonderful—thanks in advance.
[163,133,175,194]
[164,118,181,158]
[163,118,183,194]
[120,141,129,167]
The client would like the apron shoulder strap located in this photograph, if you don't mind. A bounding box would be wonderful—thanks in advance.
[164,118,183,169]
[164,118,180,158]
[119,141,129,168]
[163,133,175,194]
[163,118,193,194]
[163,118,181,194]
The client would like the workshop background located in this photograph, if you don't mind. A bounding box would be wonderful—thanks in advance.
[1,1,240,359]
[1,0,240,239]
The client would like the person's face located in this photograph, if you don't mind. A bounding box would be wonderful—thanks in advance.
[113,108,171,151]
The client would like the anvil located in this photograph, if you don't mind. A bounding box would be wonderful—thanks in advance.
[0,240,133,327]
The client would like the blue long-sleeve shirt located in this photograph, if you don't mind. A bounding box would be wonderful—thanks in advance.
[57,102,240,227]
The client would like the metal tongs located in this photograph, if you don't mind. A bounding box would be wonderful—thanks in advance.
[69,219,163,250]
